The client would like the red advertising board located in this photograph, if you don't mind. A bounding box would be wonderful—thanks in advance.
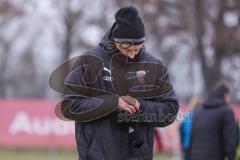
[0,100,239,151]
[0,100,75,148]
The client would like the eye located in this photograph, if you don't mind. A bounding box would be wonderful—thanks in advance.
[120,43,131,49]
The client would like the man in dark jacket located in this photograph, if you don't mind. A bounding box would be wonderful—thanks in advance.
[61,6,179,160]
[189,82,236,160]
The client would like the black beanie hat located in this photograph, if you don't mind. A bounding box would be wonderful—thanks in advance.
[112,6,145,45]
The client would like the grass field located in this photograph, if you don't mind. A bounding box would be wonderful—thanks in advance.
[0,149,77,160]
[2,148,239,160]
[0,149,172,160]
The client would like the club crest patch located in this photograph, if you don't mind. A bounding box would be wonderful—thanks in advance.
[136,70,147,84]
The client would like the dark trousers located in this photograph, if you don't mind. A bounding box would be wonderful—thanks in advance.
[183,148,190,160]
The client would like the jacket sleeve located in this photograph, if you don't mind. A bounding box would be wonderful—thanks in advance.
[60,60,117,120]
[137,70,180,127]
[61,65,100,114]
[223,108,236,160]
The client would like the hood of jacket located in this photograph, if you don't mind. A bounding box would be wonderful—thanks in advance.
[203,91,227,109]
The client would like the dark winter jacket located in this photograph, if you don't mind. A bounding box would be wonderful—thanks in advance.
[62,28,179,160]
[189,92,236,160]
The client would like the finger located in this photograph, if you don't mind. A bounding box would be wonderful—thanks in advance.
[119,105,133,114]
[121,96,139,110]
[127,104,136,113]
[122,100,136,113]
[135,100,140,110]
[122,96,136,105]
[125,101,138,111]
[118,98,133,114]
[123,107,133,114]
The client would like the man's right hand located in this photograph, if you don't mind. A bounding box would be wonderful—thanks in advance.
[118,96,140,114]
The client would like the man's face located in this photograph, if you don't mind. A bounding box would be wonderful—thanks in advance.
[115,43,143,59]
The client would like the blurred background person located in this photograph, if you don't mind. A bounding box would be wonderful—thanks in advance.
[189,81,236,160]
[179,97,202,160]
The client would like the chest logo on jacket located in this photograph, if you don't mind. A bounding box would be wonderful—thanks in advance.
[136,70,148,84]
[103,67,113,82]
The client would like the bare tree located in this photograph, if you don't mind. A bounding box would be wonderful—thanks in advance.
[0,1,24,98]
[194,0,240,91]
